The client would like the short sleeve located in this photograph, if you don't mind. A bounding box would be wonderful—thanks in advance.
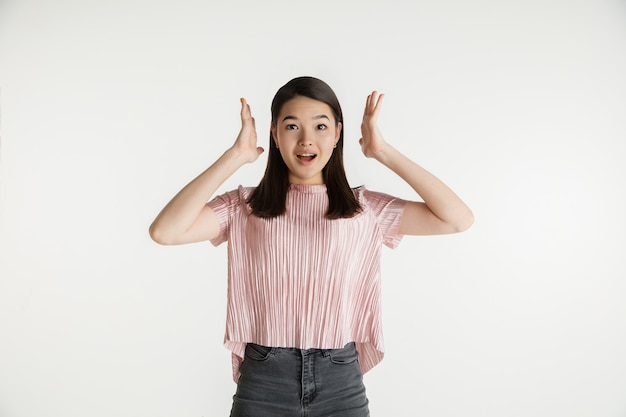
[358,187,407,248]
[205,186,250,246]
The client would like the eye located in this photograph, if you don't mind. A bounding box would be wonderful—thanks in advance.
[286,124,298,130]
[317,124,327,130]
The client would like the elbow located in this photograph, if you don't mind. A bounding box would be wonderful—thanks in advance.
[453,210,474,233]
[149,223,174,245]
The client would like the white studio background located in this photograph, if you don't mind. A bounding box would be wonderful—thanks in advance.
[1,0,625,416]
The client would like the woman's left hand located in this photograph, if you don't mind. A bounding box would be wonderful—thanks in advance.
[359,91,389,159]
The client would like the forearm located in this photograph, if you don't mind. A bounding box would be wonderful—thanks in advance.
[149,147,247,243]
[373,143,474,231]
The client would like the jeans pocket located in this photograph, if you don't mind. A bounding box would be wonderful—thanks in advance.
[328,343,358,365]
[244,343,274,361]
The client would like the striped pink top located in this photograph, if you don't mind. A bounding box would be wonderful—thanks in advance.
[207,184,406,382]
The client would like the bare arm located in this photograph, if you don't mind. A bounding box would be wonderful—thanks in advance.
[149,98,264,245]
[359,92,474,235]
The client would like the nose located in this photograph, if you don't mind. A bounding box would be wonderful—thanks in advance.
[298,130,312,146]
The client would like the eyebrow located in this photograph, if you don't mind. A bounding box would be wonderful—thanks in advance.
[281,114,331,122]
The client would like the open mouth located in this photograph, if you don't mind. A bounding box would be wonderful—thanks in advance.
[297,153,317,162]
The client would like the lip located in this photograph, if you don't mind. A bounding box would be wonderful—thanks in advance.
[296,153,317,165]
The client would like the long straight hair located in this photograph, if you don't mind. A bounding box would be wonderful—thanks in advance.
[247,76,362,219]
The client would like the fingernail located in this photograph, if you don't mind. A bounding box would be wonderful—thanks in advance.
[240,97,245,103]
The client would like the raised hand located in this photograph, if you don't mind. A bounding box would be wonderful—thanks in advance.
[231,98,264,163]
[359,91,388,159]
[149,98,265,245]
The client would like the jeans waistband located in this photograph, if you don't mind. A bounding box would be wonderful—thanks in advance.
[247,341,356,357]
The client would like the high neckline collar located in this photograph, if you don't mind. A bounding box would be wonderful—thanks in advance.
[288,183,327,194]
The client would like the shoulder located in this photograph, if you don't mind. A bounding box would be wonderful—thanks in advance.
[353,186,408,221]
[236,185,256,200]
[353,186,407,247]
[209,185,256,213]
[353,186,403,207]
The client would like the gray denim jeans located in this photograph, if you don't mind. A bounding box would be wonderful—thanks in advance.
[230,342,370,417]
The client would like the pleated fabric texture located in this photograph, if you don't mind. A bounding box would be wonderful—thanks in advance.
[207,184,406,382]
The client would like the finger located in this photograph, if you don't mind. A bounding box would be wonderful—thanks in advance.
[373,93,384,114]
[241,99,255,125]
[364,93,374,117]
[240,97,247,118]
[370,91,378,109]
[366,92,382,119]
[368,91,381,115]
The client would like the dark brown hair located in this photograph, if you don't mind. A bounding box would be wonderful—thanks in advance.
[247,76,361,219]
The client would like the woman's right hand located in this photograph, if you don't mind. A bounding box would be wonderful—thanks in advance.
[230,98,264,163]
[149,98,265,245]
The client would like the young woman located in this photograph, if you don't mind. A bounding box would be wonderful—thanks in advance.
[149,76,473,416]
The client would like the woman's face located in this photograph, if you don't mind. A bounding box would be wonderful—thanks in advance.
[271,96,342,185]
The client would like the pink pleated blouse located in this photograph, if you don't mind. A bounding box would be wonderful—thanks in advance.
[207,184,407,382]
